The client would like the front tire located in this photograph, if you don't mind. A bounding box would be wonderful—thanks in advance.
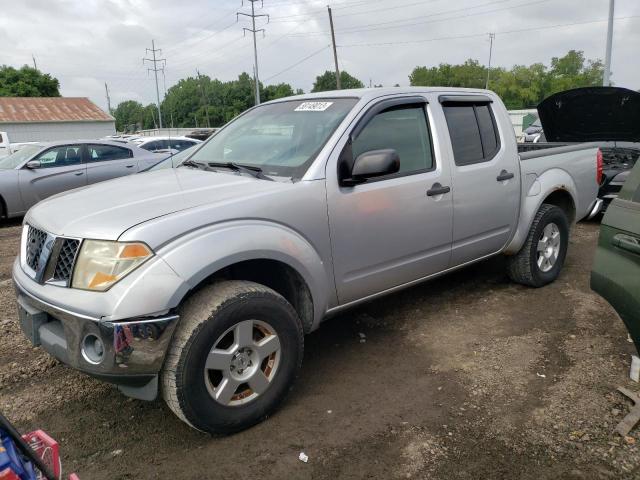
[507,204,569,287]
[162,281,304,434]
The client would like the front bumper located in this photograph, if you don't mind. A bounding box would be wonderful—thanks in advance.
[13,272,180,401]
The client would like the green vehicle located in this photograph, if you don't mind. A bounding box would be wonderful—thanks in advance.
[592,160,640,353]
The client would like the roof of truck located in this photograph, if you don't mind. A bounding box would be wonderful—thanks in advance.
[264,86,495,104]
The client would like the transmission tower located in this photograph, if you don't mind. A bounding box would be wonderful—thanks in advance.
[238,0,269,105]
[143,40,166,128]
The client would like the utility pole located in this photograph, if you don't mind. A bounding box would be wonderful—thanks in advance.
[328,6,341,90]
[104,82,112,114]
[603,0,615,86]
[238,0,269,105]
[143,40,166,128]
[196,69,211,128]
[485,33,495,90]
[31,55,37,70]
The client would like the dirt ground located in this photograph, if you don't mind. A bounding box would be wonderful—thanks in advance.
[1,220,639,479]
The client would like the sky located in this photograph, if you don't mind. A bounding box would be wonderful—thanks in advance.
[2,0,639,112]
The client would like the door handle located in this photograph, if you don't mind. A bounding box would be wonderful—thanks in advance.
[497,170,515,182]
[427,183,451,197]
[125,164,135,168]
[614,234,640,255]
[74,171,84,176]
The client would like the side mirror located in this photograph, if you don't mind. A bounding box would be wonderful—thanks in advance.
[25,160,41,169]
[342,149,400,186]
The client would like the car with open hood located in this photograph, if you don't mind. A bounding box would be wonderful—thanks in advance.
[518,86,640,214]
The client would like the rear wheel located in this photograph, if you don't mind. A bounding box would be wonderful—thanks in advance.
[507,204,569,287]
[162,281,304,434]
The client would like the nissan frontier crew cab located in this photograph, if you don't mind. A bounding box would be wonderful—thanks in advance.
[13,88,601,434]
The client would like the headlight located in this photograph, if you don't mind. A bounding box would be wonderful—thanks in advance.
[72,240,153,291]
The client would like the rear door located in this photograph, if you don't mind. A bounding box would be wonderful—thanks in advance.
[18,144,87,209]
[592,162,640,353]
[327,97,453,304]
[84,143,138,184]
[441,96,520,266]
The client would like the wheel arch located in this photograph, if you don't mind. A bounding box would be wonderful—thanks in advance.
[159,222,333,333]
[505,169,578,255]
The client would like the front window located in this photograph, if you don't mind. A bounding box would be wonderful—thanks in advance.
[0,144,42,169]
[190,98,358,178]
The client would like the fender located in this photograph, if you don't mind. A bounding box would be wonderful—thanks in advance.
[157,220,331,329]
[504,168,578,255]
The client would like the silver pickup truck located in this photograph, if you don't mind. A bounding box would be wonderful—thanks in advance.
[13,88,600,434]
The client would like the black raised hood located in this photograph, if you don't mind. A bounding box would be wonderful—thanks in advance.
[537,87,640,143]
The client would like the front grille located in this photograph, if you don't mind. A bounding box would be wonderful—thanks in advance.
[52,239,80,282]
[23,225,81,286]
[25,226,48,272]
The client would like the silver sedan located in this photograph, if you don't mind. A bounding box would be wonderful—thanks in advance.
[0,140,168,219]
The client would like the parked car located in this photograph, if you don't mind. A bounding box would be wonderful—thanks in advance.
[0,132,39,159]
[522,118,543,142]
[13,88,600,434]
[141,144,198,172]
[591,158,640,353]
[518,87,640,214]
[132,136,202,153]
[0,140,168,218]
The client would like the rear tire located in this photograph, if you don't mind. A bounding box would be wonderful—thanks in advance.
[162,281,304,434]
[507,204,569,288]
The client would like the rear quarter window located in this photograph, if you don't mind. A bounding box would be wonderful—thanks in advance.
[443,103,501,166]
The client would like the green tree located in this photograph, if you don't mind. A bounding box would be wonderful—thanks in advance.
[263,82,295,102]
[159,73,298,128]
[311,70,364,92]
[0,65,60,96]
[113,100,144,131]
[409,50,605,110]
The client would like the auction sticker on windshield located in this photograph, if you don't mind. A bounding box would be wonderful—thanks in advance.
[295,102,334,112]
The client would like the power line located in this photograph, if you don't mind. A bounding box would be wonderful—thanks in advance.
[238,0,270,105]
[143,39,166,128]
[338,14,640,48]
[287,0,549,36]
[263,45,330,81]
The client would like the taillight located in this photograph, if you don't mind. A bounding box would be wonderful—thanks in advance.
[596,149,603,185]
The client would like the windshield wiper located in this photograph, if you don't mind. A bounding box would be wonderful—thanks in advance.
[180,160,206,169]
[208,162,274,181]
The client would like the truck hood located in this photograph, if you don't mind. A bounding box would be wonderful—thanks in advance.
[26,168,293,240]
[537,87,640,143]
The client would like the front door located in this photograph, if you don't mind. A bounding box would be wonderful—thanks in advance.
[18,144,87,210]
[84,143,138,184]
[441,99,520,266]
[327,99,453,304]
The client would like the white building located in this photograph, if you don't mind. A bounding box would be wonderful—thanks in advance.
[0,97,115,143]
[508,109,538,137]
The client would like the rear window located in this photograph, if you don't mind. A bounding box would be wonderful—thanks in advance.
[443,103,501,166]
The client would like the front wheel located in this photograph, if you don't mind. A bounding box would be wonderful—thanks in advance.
[507,204,569,287]
[161,281,304,434]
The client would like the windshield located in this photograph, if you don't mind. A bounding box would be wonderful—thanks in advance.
[146,145,198,171]
[190,98,358,178]
[0,144,42,169]
[531,119,541,128]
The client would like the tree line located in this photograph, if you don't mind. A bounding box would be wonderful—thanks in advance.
[0,50,610,132]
